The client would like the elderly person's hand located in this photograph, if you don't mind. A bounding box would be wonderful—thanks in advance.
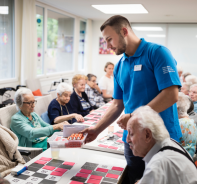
[74,114,84,122]
[117,114,131,130]
[53,121,69,131]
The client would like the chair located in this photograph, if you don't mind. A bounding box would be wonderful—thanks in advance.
[49,90,57,99]
[41,111,51,124]
[26,79,48,95]
[34,94,53,116]
[0,104,42,161]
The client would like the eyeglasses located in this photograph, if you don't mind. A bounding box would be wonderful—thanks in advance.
[23,100,37,106]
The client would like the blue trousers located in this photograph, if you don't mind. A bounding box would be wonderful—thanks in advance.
[124,142,145,184]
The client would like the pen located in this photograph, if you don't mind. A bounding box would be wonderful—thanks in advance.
[16,166,28,175]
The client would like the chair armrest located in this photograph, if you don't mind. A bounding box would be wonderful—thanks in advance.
[17,146,43,159]
[18,149,31,156]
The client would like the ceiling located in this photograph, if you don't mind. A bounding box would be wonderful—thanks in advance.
[38,0,197,22]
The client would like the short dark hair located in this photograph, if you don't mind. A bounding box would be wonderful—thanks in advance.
[87,74,96,81]
[100,15,131,33]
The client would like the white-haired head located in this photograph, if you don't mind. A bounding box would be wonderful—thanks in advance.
[177,92,190,118]
[185,75,197,86]
[128,106,170,142]
[56,83,73,96]
[14,88,32,111]
[177,65,183,73]
[190,84,197,91]
[180,82,190,95]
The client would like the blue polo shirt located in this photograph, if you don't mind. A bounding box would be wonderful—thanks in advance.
[113,38,182,142]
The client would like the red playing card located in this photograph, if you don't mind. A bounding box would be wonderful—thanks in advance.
[89,175,102,180]
[106,173,119,179]
[55,168,68,173]
[79,169,92,174]
[86,179,100,184]
[39,157,52,161]
[86,115,95,118]
[108,146,118,150]
[98,144,108,148]
[69,181,84,184]
[76,173,89,178]
[34,160,47,165]
[112,166,124,171]
[43,165,56,170]
[118,129,123,133]
[96,168,108,173]
[116,140,124,143]
[51,171,64,176]
[87,120,96,122]
[113,133,123,137]
[63,161,75,166]
[83,122,92,125]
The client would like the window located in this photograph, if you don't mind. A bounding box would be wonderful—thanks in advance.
[36,6,44,75]
[78,21,86,70]
[0,0,15,80]
[46,10,74,74]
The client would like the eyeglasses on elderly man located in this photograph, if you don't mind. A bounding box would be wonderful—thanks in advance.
[126,106,197,184]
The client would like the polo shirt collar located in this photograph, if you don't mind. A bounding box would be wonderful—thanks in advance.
[143,141,162,164]
[194,101,197,104]
[121,38,147,62]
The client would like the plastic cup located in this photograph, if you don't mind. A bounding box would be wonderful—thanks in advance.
[51,148,60,159]
[108,125,114,136]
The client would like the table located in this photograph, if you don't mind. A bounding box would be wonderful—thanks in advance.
[6,148,127,184]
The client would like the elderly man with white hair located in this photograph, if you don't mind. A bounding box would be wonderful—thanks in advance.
[189,84,197,113]
[177,92,197,157]
[11,88,67,150]
[127,106,197,184]
[48,83,84,125]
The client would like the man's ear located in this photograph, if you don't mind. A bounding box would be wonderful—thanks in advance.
[145,128,153,143]
[121,27,128,37]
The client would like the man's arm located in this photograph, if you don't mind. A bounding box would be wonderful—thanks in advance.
[147,85,178,113]
[81,99,124,143]
[117,85,179,129]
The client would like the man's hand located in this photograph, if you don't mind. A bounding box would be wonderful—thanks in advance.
[80,127,99,143]
[117,114,131,130]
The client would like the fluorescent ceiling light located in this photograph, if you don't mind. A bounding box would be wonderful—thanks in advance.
[132,27,163,31]
[92,4,148,14]
[147,34,166,37]
[0,6,8,14]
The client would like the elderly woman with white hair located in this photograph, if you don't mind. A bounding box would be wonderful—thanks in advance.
[177,92,197,157]
[48,83,84,125]
[185,75,197,86]
[11,88,67,150]
[126,106,197,184]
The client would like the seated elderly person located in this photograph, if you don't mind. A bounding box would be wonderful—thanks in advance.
[11,88,67,151]
[177,92,197,157]
[185,75,197,86]
[48,83,84,124]
[70,74,96,117]
[187,96,197,125]
[180,82,190,95]
[85,74,105,109]
[189,84,197,113]
[127,106,197,184]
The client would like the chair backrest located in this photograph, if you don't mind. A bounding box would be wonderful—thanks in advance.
[34,95,53,116]
[41,111,51,124]
[0,104,17,129]
[26,79,42,93]
[49,90,57,99]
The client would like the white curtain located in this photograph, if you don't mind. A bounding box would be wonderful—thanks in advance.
[20,0,37,85]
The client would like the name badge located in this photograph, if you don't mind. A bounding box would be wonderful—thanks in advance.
[134,65,142,71]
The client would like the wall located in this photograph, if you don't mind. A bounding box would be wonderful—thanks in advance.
[91,20,122,81]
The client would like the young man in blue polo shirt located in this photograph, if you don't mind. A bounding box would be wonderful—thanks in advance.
[82,15,182,184]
